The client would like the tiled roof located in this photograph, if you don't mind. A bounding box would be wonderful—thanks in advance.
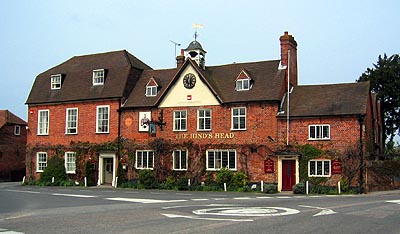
[123,59,284,108]
[26,50,152,105]
[278,82,370,117]
[0,110,27,128]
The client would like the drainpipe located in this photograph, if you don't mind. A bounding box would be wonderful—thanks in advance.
[358,114,366,194]
[286,50,290,146]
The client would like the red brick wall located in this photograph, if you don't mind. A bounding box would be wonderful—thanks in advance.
[0,124,27,181]
[278,116,361,153]
[27,100,120,146]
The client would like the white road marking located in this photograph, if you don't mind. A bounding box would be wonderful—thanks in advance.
[105,197,187,204]
[0,228,25,234]
[193,207,300,217]
[234,197,252,200]
[5,190,40,194]
[256,196,273,199]
[385,200,400,204]
[299,205,337,216]
[161,213,253,222]
[52,193,97,198]
[191,198,209,201]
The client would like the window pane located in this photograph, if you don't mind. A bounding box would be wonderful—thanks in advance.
[323,126,329,138]
[148,152,154,168]
[310,126,315,139]
[221,151,228,168]
[181,151,187,169]
[309,161,316,175]
[323,161,330,175]
[208,151,214,169]
[316,161,322,175]
[228,151,236,169]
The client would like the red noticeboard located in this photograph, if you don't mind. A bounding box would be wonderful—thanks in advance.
[264,159,275,173]
[331,159,342,174]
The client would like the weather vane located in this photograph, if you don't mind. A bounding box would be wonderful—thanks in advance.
[192,23,204,41]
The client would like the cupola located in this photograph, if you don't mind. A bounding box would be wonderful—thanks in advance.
[184,40,206,69]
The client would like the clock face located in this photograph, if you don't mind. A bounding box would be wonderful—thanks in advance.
[183,73,196,89]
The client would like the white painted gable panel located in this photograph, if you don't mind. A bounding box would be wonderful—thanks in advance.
[159,66,220,107]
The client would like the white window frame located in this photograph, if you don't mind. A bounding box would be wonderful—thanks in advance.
[206,149,236,171]
[308,159,331,177]
[96,105,109,133]
[173,150,188,171]
[309,124,330,140]
[38,110,49,135]
[173,110,187,131]
[146,85,157,97]
[135,150,154,169]
[236,78,251,91]
[51,74,62,90]
[65,152,76,174]
[65,108,78,134]
[14,125,21,136]
[231,107,246,130]
[36,152,47,172]
[93,69,105,85]
[198,109,212,131]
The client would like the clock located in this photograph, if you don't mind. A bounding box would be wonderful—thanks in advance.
[183,73,196,89]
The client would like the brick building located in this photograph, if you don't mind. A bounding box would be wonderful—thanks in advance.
[25,32,383,191]
[0,110,27,181]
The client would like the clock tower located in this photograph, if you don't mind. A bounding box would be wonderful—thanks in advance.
[184,40,206,69]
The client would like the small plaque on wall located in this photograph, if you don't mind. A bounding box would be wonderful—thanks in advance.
[331,159,342,174]
[264,159,275,173]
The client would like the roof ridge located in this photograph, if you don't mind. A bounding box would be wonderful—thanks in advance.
[206,59,280,68]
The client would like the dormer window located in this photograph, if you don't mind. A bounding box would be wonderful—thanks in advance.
[51,74,62,90]
[236,79,251,91]
[145,77,159,97]
[93,69,105,85]
[235,69,252,91]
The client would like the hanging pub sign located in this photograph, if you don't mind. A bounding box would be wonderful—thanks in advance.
[264,159,275,173]
[331,159,342,174]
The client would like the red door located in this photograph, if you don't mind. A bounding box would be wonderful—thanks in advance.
[282,160,296,191]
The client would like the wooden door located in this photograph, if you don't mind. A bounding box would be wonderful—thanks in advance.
[282,160,296,191]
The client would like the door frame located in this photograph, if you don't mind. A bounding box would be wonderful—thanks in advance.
[98,152,116,186]
[277,155,299,192]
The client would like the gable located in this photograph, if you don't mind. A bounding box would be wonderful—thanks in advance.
[159,65,220,107]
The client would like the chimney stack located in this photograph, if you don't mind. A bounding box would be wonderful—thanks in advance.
[176,49,185,68]
[280,31,298,86]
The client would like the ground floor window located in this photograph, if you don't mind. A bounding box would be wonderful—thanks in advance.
[65,152,76,174]
[173,150,187,170]
[308,159,331,177]
[37,152,47,172]
[206,149,236,170]
[136,150,154,169]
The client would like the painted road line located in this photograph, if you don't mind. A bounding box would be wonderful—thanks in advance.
[256,196,273,199]
[276,196,292,199]
[385,200,400,205]
[234,197,252,200]
[5,189,40,194]
[52,193,98,198]
[191,198,209,201]
[105,197,187,204]
[0,228,25,234]
[299,205,337,216]
[162,213,254,222]
[193,206,300,217]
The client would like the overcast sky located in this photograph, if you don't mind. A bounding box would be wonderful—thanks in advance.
[1,0,399,121]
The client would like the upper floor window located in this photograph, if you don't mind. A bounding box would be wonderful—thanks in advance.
[96,106,109,133]
[173,110,187,131]
[173,150,187,171]
[231,107,246,130]
[146,86,157,97]
[14,125,21,136]
[51,74,62,90]
[38,110,49,135]
[309,124,330,140]
[198,109,211,131]
[65,152,76,174]
[37,152,47,172]
[93,69,105,85]
[309,159,331,177]
[206,149,236,171]
[136,150,154,169]
[66,108,78,134]
[236,78,251,91]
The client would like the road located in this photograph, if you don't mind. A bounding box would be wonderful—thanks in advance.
[0,182,399,234]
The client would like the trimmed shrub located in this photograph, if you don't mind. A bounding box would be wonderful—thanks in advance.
[263,183,278,194]
[232,171,249,187]
[138,169,156,189]
[40,156,66,185]
[216,167,233,186]
[293,182,305,194]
